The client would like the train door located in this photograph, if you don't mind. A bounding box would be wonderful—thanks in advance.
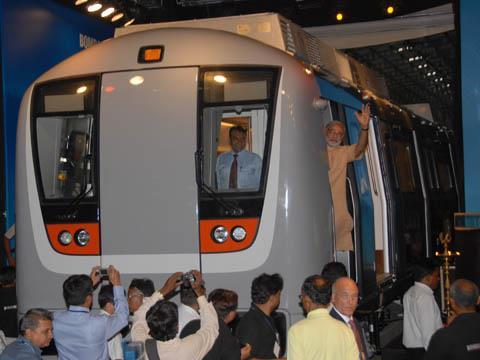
[375,102,426,274]
[99,68,200,273]
[317,78,376,301]
[413,120,458,253]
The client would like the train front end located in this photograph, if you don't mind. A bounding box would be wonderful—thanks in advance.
[16,26,334,332]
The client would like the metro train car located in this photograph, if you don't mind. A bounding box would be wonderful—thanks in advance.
[16,13,458,342]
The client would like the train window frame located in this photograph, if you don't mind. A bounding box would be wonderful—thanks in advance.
[31,76,100,207]
[435,152,454,192]
[389,139,416,193]
[424,148,440,191]
[196,66,279,218]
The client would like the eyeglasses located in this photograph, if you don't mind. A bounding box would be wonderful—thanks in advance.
[128,292,144,300]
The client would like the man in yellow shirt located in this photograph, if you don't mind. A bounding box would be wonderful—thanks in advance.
[287,275,359,360]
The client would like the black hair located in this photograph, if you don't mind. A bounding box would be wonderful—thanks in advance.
[413,258,439,282]
[229,126,247,138]
[0,266,15,287]
[62,274,93,306]
[321,262,348,283]
[251,273,283,304]
[302,275,331,305]
[129,278,155,297]
[451,279,479,308]
[180,286,198,307]
[98,284,115,309]
[146,300,178,341]
[19,308,53,336]
[208,288,238,320]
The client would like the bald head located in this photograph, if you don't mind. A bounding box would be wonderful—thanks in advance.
[450,279,479,310]
[332,277,359,318]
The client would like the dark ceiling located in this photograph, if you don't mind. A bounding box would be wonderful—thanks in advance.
[345,31,457,125]
[59,0,451,26]
[57,0,457,125]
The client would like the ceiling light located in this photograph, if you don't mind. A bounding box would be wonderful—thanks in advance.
[440,77,443,81]
[398,47,404,52]
[101,7,115,17]
[423,64,427,68]
[76,86,87,94]
[447,84,450,87]
[408,57,414,62]
[124,18,135,27]
[111,12,124,22]
[427,72,431,76]
[75,0,88,5]
[415,56,419,60]
[87,2,102,12]
[417,65,422,69]
[129,75,144,86]
[432,71,436,75]
[213,75,227,83]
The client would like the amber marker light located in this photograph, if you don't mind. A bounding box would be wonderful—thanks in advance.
[138,46,164,63]
[387,6,395,15]
[336,12,344,21]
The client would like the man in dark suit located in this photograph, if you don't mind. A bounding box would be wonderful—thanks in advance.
[330,277,370,360]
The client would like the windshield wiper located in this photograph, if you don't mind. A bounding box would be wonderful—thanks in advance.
[195,149,243,216]
[61,154,94,218]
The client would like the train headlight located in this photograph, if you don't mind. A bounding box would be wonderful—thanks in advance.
[75,229,90,246]
[231,226,247,242]
[58,231,73,246]
[212,226,229,243]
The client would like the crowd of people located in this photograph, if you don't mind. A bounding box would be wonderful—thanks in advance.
[0,259,479,360]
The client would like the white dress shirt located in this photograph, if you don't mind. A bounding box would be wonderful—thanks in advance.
[177,303,200,336]
[131,291,164,342]
[152,296,218,360]
[215,150,262,190]
[100,309,124,359]
[403,282,443,349]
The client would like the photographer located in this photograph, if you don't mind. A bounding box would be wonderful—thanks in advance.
[130,271,182,342]
[53,265,129,360]
[144,270,219,360]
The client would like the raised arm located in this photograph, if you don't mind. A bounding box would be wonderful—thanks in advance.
[131,271,182,341]
[104,266,129,339]
[181,270,219,359]
[354,103,371,158]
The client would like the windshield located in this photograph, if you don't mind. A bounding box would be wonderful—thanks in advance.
[33,78,97,200]
[200,69,276,193]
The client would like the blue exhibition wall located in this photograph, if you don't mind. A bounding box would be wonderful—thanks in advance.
[0,0,114,251]
[460,0,480,212]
